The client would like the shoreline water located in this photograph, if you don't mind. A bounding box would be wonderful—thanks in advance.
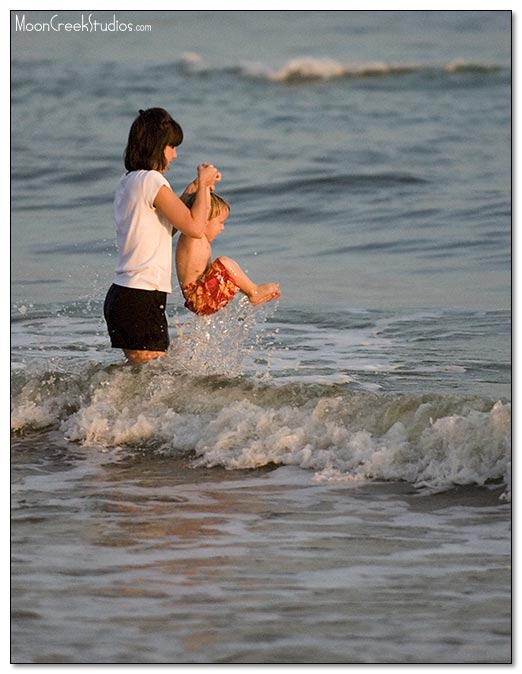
[11,434,511,665]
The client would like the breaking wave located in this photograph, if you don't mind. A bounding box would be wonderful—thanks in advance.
[11,353,511,500]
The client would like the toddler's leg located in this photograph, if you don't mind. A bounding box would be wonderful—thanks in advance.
[217,256,280,306]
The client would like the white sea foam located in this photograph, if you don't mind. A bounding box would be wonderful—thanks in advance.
[189,396,510,497]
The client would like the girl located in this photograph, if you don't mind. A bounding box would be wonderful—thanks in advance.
[104,107,220,364]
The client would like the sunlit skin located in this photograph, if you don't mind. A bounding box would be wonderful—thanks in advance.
[176,208,281,309]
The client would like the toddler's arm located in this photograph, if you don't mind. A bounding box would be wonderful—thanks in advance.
[180,179,198,204]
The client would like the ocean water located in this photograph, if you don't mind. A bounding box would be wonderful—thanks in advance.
[10,10,511,665]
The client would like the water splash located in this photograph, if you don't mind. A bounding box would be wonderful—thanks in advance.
[167,297,279,378]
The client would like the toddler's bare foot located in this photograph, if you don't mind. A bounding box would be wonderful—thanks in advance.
[248,283,281,306]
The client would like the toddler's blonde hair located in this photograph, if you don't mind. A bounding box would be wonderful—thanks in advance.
[184,192,230,219]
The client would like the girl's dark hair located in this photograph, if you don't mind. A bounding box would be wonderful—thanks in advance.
[124,108,183,172]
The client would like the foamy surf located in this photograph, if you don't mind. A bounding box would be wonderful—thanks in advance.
[11,351,511,500]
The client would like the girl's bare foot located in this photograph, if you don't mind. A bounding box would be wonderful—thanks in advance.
[248,283,281,306]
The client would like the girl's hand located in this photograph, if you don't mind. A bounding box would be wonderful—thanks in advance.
[197,163,221,189]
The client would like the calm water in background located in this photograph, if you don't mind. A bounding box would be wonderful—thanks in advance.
[11,10,511,664]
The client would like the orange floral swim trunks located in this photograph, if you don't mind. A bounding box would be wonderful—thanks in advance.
[182,258,240,316]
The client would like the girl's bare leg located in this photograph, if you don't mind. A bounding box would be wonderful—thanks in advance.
[217,256,280,306]
[123,349,166,364]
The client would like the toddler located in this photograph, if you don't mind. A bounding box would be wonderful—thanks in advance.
[176,193,280,316]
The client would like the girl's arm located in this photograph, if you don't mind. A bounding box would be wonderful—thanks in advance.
[154,163,220,238]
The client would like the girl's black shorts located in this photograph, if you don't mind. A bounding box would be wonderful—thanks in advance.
[104,284,170,352]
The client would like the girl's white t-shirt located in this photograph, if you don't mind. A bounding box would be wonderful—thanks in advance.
[113,170,174,293]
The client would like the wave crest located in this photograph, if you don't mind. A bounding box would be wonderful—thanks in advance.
[178,53,502,83]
